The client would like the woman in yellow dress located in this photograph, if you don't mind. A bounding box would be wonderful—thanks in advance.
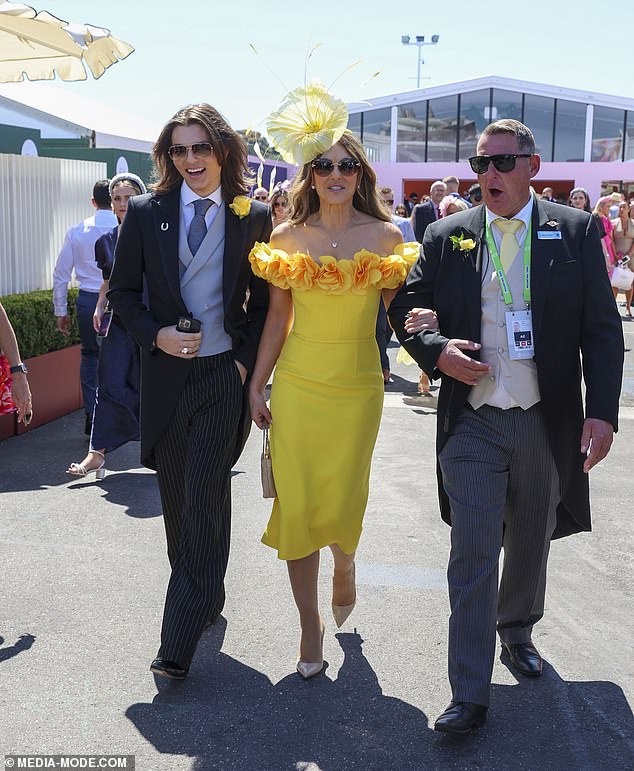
[249,82,417,679]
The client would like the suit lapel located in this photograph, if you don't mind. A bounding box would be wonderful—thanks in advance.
[530,196,557,330]
[222,203,248,310]
[152,188,187,314]
[460,205,486,342]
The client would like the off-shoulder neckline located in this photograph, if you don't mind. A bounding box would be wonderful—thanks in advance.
[257,243,414,266]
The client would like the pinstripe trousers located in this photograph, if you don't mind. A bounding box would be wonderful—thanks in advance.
[153,352,243,667]
[439,403,558,706]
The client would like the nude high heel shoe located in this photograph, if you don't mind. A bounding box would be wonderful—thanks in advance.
[296,622,325,679]
[66,450,106,480]
[332,562,356,628]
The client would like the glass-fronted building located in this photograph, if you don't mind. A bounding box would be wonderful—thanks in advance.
[347,76,634,204]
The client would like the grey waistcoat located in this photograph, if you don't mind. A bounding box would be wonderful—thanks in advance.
[179,202,232,357]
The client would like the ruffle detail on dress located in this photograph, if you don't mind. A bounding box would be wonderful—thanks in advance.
[249,241,420,294]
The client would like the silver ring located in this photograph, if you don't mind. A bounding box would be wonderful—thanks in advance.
[181,347,189,355]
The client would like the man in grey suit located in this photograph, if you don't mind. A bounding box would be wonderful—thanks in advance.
[411,180,446,243]
[109,104,271,680]
[389,119,623,733]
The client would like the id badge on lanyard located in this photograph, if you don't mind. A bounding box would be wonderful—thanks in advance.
[485,221,534,361]
[505,309,534,359]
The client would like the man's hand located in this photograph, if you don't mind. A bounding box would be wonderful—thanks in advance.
[56,315,71,337]
[436,339,491,386]
[235,360,247,385]
[404,308,439,335]
[580,418,614,473]
[156,326,202,359]
[11,373,32,424]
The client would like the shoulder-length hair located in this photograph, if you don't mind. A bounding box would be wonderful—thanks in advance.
[151,104,253,200]
[287,131,391,225]
[568,187,591,213]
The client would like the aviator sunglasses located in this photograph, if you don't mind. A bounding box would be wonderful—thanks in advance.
[311,157,361,177]
[168,142,214,160]
[468,154,532,174]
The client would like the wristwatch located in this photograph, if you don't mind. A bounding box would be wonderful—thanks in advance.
[9,363,28,375]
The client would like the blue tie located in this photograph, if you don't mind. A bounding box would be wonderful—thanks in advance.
[188,198,213,255]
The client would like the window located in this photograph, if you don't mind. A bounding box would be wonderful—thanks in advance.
[523,94,554,161]
[397,100,426,162]
[347,112,362,140]
[553,100,586,161]
[427,95,458,162]
[459,89,491,160]
[625,111,634,162]
[362,107,391,163]
[491,89,522,122]
[593,106,625,162]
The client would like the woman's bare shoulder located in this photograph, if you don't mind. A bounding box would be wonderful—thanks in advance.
[269,222,305,252]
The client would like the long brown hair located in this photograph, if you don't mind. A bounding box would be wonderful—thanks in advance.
[287,131,391,225]
[151,103,253,200]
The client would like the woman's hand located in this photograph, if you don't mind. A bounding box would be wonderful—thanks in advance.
[250,386,271,429]
[93,301,107,333]
[404,308,439,335]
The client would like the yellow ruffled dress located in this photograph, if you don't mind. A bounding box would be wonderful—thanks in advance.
[249,242,418,560]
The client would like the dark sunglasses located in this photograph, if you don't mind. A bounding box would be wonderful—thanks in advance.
[468,154,531,174]
[254,194,268,201]
[273,200,287,208]
[311,157,361,177]
[168,142,213,160]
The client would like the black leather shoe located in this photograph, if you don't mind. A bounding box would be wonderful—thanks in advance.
[434,701,487,734]
[150,658,188,680]
[502,641,543,676]
[203,584,226,631]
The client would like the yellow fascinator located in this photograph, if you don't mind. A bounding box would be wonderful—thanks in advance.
[266,80,349,167]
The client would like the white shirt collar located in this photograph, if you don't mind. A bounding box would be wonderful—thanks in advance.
[180,181,223,208]
[485,195,534,232]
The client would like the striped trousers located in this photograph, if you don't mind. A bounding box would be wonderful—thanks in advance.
[154,352,243,667]
[439,403,558,706]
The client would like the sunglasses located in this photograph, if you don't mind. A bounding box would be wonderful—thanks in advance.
[468,154,531,174]
[168,142,213,159]
[311,157,361,177]
[254,194,268,201]
[273,201,287,208]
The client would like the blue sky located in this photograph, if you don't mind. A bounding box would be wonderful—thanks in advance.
[5,0,630,136]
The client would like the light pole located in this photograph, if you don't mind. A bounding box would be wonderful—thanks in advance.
[401,34,440,89]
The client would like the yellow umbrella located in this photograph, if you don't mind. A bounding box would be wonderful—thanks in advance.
[0,1,134,82]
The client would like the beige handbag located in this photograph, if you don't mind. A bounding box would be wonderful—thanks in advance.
[261,426,276,499]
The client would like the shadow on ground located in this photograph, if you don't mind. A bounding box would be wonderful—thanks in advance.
[126,621,634,770]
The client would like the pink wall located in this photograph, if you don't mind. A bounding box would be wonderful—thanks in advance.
[373,161,634,206]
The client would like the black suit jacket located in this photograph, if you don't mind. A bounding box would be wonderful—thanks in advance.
[411,201,438,243]
[389,197,623,538]
[108,189,272,469]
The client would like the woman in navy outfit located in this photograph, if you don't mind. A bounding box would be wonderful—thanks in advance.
[66,173,146,479]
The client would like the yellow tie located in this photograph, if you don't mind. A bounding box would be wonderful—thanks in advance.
[495,219,523,271]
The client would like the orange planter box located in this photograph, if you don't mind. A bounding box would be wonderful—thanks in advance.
[13,345,83,435]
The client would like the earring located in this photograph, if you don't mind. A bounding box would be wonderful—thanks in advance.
[311,184,316,190]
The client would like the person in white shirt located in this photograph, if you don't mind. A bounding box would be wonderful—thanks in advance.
[53,180,118,434]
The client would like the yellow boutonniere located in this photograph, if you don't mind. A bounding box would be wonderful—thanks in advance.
[229,195,251,218]
[449,232,477,252]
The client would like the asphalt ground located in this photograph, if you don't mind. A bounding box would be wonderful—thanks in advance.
[1,317,633,771]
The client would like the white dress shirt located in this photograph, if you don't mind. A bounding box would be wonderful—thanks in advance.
[180,181,223,231]
[53,208,118,316]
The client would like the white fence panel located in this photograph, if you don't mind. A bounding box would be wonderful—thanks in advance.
[0,154,108,296]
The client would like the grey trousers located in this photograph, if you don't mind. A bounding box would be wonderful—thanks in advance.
[154,352,243,668]
[439,403,558,706]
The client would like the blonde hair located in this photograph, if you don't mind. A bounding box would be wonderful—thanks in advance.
[287,132,391,225]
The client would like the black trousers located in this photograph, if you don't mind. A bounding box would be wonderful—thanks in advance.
[154,352,243,667]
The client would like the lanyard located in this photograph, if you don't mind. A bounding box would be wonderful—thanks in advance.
[485,221,532,308]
